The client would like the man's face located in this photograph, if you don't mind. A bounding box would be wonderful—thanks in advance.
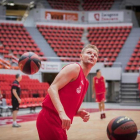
[81,48,98,66]
[97,71,101,76]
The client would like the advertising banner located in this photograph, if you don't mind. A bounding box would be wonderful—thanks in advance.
[88,11,124,23]
[45,11,78,21]
[40,62,60,72]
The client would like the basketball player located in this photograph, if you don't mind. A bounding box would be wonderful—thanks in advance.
[11,74,22,127]
[36,44,99,140]
[0,88,2,117]
[137,74,140,98]
[92,69,106,119]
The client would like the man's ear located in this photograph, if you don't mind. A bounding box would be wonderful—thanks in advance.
[80,54,82,60]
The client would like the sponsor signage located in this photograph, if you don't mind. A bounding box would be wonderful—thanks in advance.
[88,11,124,23]
[40,62,60,72]
[45,11,78,21]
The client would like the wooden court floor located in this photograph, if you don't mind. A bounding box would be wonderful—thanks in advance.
[0,110,140,140]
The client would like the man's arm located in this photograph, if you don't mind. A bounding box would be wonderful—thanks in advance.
[103,77,106,94]
[12,89,21,103]
[48,63,80,130]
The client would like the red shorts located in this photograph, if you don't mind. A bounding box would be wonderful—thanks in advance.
[96,93,106,103]
[36,107,67,140]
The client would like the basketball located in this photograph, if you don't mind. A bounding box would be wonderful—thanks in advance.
[107,116,137,140]
[18,52,41,75]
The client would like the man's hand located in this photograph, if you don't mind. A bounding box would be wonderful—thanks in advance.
[59,112,71,130]
[18,98,21,104]
[78,110,90,122]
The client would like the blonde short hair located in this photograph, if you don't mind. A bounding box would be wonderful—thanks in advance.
[81,44,99,54]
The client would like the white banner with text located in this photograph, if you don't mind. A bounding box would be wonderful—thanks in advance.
[88,11,124,23]
[40,62,61,72]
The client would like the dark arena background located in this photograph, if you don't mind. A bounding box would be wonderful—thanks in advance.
[0,0,140,140]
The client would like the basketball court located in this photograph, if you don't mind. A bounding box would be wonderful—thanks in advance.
[1,0,140,140]
[0,103,140,140]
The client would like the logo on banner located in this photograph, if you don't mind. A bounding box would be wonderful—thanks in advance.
[94,13,100,21]
[89,11,123,23]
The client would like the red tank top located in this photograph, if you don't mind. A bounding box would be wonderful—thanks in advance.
[42,64,89,123]
[94,76,106,94]
[138,77,140,84]
[137,77,140,90]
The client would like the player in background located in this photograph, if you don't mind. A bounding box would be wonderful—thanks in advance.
[0,87,2,116]
[92,69,106,119]
[137,74,140,99]
[11,74,22,127]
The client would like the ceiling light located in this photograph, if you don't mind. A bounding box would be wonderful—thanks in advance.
[30,1,34,5]
[7,1,15,6]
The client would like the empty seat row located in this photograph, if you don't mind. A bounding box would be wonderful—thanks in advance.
[37,25,83,31]
[82,0,114,11]
[6,98,44,108]
[47,0,80,10]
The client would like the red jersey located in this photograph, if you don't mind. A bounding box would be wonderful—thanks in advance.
[94,76,106,95]
[137,76,140,84]
[137,76,140,90]
[42,64,89,123]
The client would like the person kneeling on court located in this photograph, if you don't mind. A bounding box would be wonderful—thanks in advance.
[11,74,22,127]
[92,69,106,119]
[36,44,99,140]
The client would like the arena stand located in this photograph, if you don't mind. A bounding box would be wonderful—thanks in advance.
[0,74,49,109]
[0,57,16,69]
[36,23,133,67]
[37,25,84,62]
[82,0,114,11]
[87,26,132,66]
[125,38,140,72]
[0,23,46,62]
[46,0,114,11]
[47,0,80,10]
